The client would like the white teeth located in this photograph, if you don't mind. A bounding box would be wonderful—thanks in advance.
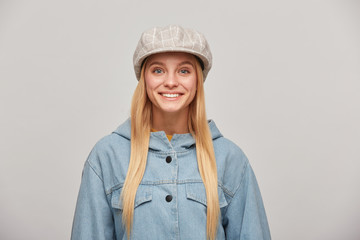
[162,93,180,98]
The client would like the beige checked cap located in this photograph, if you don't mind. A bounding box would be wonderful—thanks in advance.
[133,25,212,81]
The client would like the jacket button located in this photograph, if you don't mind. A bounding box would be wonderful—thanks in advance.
[165,195,173,202]
[166,156,172,163]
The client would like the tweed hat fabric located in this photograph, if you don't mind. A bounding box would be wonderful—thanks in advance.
[133,25,212,81]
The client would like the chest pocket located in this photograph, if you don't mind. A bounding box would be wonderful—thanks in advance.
[111,184,153,211]
[185,182,228,208]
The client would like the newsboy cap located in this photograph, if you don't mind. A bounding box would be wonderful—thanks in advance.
[133,25,212,81]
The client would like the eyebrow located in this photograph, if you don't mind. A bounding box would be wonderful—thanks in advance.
[147,61,165,68]
[178,61,195,68]
[147,61,195,68]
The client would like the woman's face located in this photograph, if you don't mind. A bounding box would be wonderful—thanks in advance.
[144,52,197,117]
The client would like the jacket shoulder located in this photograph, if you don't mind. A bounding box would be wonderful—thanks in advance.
[87,118,131,169]
[85,131,131,190]
[213,136,250,196]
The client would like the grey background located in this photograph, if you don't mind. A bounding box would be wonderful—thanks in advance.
[1,0,359,239]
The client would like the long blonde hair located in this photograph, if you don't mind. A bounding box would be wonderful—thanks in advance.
[121,56,219,240]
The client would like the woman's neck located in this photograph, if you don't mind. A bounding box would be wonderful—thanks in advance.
[151,108,189,135]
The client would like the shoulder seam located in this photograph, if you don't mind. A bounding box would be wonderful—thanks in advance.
[218,182,235,198]
[111,131,130,141]
[223,161,249,212]
[86,160,104,182]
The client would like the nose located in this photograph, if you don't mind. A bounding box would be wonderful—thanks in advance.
[163,72,179,88]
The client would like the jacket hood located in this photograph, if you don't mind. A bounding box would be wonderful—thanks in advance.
[112,118,223,151]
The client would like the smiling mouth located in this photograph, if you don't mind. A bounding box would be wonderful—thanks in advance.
[160,93,181,98]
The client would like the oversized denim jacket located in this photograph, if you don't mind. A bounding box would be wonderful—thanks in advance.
[71,119,271,240]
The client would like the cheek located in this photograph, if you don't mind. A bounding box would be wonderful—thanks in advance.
[189,77,197,95]
[144,73,160,91]
[185,78,197,102]
[144,77,157,104]
[145,83,154,100]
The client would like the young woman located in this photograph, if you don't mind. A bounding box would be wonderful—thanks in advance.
[71,25,271,240]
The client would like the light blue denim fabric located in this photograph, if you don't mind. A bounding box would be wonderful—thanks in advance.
[71,118,271,240]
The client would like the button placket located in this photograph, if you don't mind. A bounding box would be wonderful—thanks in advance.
[164,153,175,204]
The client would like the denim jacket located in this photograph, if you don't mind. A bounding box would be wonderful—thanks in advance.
[71,119,271,240]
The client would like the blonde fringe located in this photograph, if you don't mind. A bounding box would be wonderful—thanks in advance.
[121,57,219,240]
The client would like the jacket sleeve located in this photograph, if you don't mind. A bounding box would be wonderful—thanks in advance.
[71,158,115,240]
[223,162,271,240]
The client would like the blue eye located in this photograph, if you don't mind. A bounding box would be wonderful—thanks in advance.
[153,69,163,74]
[180,69,189,74]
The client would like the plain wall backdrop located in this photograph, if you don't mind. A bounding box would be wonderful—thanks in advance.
[1,0,359,239]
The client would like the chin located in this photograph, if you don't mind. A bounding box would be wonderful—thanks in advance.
[156,105,189,115]
[160,108,183,114]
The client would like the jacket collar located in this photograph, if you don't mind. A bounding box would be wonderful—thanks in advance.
[112,118,222,152]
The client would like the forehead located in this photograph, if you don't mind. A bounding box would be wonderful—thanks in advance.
[146,52,196,65]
